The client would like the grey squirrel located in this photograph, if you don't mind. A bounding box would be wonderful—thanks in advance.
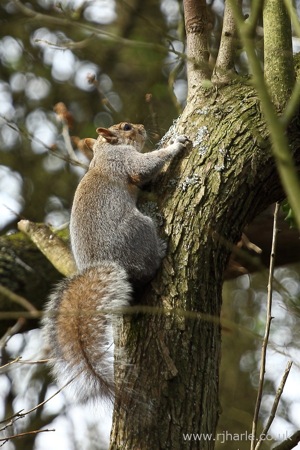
[42,122,189,404]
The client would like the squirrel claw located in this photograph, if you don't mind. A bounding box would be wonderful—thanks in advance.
[174,135,191,149]
[176,135,190,145]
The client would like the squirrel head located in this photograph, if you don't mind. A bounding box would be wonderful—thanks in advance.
[96,122,147,151]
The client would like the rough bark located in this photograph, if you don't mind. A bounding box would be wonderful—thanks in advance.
[109,83,300,449]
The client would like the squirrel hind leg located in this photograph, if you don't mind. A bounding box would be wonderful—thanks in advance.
[158,238,167,258]
[42,262,131,404]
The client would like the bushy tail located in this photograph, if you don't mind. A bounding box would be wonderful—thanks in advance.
[42,261,132,404]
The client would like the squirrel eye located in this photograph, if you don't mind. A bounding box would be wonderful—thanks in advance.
[123,123,132,131]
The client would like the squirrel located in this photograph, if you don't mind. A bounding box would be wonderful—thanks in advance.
[42,122,189,404]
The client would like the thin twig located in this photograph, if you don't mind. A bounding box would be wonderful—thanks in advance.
[250,202,280,450]
[0,428,55,446]
[9,358,49,365]
[255,361,293,450]
[0,357,48,372]
[168,60,185,114]
[246,0,264,36]
[281,80,300,126]
[283,0,300,38]
[0,116,88,169]
[0,410,24,427]
[53,102,78,160]
[0,374,79,431]
[0,285,39,317]
[0,312,43,320]
[12,0,184,57]
[61,122,77,160]
[0,357,22,372]
[35,35,95,50]
[0,294,35,352]
[145,94,161,140]
[0,319,25,350]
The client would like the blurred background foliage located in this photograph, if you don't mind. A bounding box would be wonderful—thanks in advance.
[0,0,186,233]
[0,1,300,449]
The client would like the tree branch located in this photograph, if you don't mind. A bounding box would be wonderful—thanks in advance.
[0,286,39,317]
[255,361,293,450]
[0,429,55,447]
[0,116,88,169]
[263,0,295,108]
[273,430,300,450]
[0,374,78,432]
[183,0,210,97]
[228,1,300,229]
[251,202,279,450]
[0,322,25,350]
[12,0,181,56]
[212,0,242,84]
[17,220,76,277]
[283,0,300,37]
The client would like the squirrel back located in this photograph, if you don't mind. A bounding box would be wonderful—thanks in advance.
[42,122,189,404]
[70,122,166,284]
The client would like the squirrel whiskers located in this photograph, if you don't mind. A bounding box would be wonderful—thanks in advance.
[42,122,189,404]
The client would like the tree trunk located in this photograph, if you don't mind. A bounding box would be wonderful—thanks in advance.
[109,83,300,449]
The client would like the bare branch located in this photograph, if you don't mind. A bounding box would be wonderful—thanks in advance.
[0,428,55,446]
[145,93,161,140]
[17,220,76,277]
[0,312,42,320]
[168,60,185,114]
[0,288,38,347]
[53,102,78,161]
[0,357,22,372]
[183,0,210,97]
[251,202,280,450]
[281,81,300,126]
[255,361,293,450]
[246,0,264,36]
[0,375,79,432]
[12,0,180,56]
[0,320,25,350]
[283,0,300,37]
[228,2,300,229]
[0,286,39,316]
[0,116,88,169]
[263,0,295,108]
[212,0,242,84]
[0,358,48,373]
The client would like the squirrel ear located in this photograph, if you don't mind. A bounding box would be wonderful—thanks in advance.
[96,127,118,144]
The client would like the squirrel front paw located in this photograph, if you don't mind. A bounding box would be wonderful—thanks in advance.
[175,135,190,146]
[166,135,191,156]
[171,135,191,152]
